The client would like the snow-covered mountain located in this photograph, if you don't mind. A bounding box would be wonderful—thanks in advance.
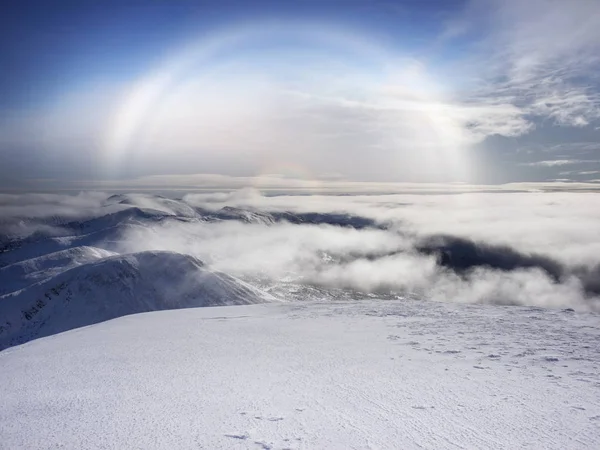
[208,206,277,225]
[200,205,383,228]
[0,222,145,267]
[0,245,116,295]
[104,193,199,218]
[0,250,273,350]
[0,205,200,268]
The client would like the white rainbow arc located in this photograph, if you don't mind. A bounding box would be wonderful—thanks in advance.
[102,19,471,183]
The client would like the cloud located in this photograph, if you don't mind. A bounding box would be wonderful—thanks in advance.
[520,159,600,167]
[460,0,600,130]
[0,191,111,240]
[2,190,599,310]
[0,191,109,218]
[179,190,600,264]
[95,190,600,311]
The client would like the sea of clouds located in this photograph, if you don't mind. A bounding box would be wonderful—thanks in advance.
[1,189,599,311]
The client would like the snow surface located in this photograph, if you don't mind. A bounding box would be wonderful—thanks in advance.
[1,299,599,449]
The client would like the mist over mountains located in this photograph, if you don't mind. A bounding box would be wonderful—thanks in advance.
[1,190,599,349]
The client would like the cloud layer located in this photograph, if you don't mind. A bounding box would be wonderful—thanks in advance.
[122,190,600,310]
[4,189,596,311]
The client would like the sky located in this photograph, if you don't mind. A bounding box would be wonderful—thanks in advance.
[1,0,600,190]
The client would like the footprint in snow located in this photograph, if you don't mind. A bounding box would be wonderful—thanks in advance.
[254,416,284,422]
[225,434,249,440]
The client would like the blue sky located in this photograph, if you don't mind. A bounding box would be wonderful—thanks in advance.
[1,0,600,189]
[1,0,460,106]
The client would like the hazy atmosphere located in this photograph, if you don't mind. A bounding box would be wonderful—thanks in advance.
[2,0,600,189]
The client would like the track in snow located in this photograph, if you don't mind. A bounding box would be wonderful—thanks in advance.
[1,298,599,449]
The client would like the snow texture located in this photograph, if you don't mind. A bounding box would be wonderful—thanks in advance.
[1,299,599,449]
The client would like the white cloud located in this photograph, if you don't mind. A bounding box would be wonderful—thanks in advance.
[520,159,600,167]
[461,0,600,130]
[2,190,599,310]
[111,190,600,310]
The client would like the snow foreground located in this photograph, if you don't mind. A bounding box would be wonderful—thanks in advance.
[1,299,599,449]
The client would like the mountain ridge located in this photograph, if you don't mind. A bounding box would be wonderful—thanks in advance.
[0,250,275,350]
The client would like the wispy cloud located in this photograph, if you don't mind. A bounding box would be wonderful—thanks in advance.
[520,159,600,167]
[459,0,600,131]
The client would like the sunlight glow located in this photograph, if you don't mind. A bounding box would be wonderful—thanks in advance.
[104,20,471,182]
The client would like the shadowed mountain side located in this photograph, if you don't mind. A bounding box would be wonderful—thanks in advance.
[0,246,116,296]
[0,207,201,268]
[416,235,600,301]
[0,223,148,268]
[416,235,564,280]
[198,206,383,229]
[0,251,275,350]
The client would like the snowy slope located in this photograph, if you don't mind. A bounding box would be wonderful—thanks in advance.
[211,206,277,225]
[0,246,116,295]
[65,206,173,234]
[0,220,156,268]
[1,299,599,449]
[0,206,192,268]
[0,251,273,350]
[104,193,199,218]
